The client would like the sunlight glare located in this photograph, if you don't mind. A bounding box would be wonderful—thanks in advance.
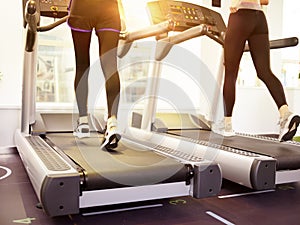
[120,0,153,30]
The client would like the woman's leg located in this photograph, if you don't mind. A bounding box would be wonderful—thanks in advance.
[97,30,121,148]
[224,12,251,117]
[97,31,120,119]
[212,10,255,136]
[248,15,300,141]
[71,30,92,117]
[248,35,287,109]
[212,12,248,135]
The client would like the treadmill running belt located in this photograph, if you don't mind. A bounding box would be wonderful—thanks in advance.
[46,133,188,191]
[168,129,300,170]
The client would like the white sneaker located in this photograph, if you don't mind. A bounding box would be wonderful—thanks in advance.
[211,119,235,137]
[278,112,300,142]
[101,116,121,149]
[73,120,90,138]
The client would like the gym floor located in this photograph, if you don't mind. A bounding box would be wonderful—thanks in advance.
[1,149,300,225]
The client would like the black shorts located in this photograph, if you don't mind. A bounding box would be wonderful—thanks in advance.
[67,0,121,33]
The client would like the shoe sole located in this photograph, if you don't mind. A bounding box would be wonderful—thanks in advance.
[212,130,235,137]
[279,115,300,142]
[101,133,121,150]
[73,131,90,138]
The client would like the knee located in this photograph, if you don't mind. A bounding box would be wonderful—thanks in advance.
[256,68,274,82]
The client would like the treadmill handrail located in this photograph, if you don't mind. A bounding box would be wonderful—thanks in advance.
[155,26,298,60]
[25,0,39,32]
[24,1,68,33]
[22,0,68,132]
[118,20,175,58]
[120,20,175,42]
[24,1,68,52]
[37,15,69,32]
[155,24,225,61]
[24,0,39,52]
[244,37,299,51]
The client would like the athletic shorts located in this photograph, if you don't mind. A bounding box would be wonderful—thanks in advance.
[67,0,121,33]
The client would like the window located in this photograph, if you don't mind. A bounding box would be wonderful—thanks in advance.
[281,0,300,87]
[238,0,300,87]
[35,1,300,106]
[36,17,75,104]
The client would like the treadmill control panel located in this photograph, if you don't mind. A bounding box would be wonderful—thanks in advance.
[23,0,69,18]
[147,0,226,34]
[39,0,69,18]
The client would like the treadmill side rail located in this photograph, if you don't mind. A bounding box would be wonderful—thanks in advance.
[193,163,222,198]
[14,130,80,217]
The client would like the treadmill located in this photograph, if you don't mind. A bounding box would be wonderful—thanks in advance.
[118,0,300,190]
[14,0,222,217]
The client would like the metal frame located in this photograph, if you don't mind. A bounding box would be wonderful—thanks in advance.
[14,1,223,217]
[119,0,300,190]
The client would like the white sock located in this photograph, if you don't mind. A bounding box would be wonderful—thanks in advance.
[108,115,117,122]
[224,116,232,125]
[279,105,290,118]
[79,116,88,124]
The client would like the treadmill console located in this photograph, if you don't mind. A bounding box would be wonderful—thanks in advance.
[39,0,69,18]
[147,0,226,35]
[23,0,69,19]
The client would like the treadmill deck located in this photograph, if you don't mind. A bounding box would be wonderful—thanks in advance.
[45,133,189,191]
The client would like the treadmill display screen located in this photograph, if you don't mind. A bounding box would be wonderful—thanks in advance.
[147,0,226,34]
[22,0,69,19]
[39,0,69,18]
